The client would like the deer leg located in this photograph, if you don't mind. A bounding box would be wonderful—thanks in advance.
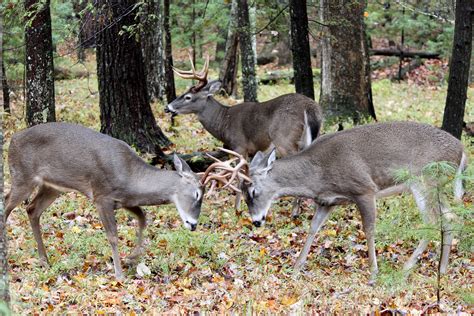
[404,184,433,272]
[96,201,123,280]
[439,203,456,274]
[355,195,378,285]
[291,198,301,219]
[294,205,334,271]
[25,186,61,267]
[5,182,35,220]
[124,206,146,267]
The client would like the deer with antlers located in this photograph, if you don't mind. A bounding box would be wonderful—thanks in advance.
[166,54,323,215]
[206,122,467,284]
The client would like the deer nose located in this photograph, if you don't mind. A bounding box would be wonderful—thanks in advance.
[186,221,197,231]
[252,220,262,227]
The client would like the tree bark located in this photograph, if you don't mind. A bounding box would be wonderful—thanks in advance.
[289,0,314,99]
[96,0,170,154]
[470,14,474,84]
[219,0,239,97]
[237,0,258,102]
[142,0,166,102]
[163,0,176,103]
[319,0,375,123]
[442,0,473,139]
[0,12,10,307]
[1,60,9,113]
[25,0,56,126]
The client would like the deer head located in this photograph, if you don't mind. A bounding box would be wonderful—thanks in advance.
[166,54,222,115]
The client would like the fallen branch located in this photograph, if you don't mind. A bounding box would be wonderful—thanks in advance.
[370,48,440,59]
[150,150,230,172]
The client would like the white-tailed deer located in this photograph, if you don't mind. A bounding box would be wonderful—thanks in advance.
[167,55,323,214]
[5,122,205,279]
[214,122,467,283]
[167,55,323,158]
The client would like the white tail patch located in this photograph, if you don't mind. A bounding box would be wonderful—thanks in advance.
[299,111,312,150]
[454,152,467,201]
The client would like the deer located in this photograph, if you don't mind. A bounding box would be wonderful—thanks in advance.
[5,122,206,280]
[166,54,323,215]
[208,121,467,284]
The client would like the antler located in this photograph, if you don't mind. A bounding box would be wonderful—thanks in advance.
[172,52,209,92]
[200,148,252,196]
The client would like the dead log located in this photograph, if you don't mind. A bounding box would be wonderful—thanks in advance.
[151,150,230,172]
[370,48,440,59]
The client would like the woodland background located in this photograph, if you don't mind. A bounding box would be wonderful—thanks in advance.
[0,0,473,314]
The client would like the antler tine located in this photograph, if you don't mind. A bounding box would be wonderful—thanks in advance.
[200,158,238,185]
[196,54,209,80]
[188,52,196,74]
[172,67,198,79]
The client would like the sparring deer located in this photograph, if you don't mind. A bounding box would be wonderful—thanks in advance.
[166,54,323,214]
[5,122,205,280]
[211,122,467,284]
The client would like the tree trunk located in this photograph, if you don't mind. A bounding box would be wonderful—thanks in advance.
[96,0,170,154]
[319,0,375,123]
[1,60,9,113]
[219,0,239,97]
[289,0,314,99]
[215,23,228,65]
[0,12,10,307]
[73,0,96,59]
[25,0,56,126]
[442,0,473,139]
[470,15,474,84]
[164,0,176,103]
[237,0,258,102]
[142,0,166,102]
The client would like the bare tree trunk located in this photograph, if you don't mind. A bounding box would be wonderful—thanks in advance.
[164,0,176,103]
[1,60,9,113]
[319,0,375,123]
[25,0,56,126]
[142,0,166,102]
[215,19,229,65]
[442,0,473,139]
[237,0,258,102]
[289,0,314,99]
[96,0,170,154]
[0,12,10,307]
[219,0,239,97]
[470,16,474,84]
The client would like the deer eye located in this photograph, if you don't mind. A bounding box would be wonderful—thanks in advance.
[248,187,256,199]
[194,190,201,200]
[184,94,192,101]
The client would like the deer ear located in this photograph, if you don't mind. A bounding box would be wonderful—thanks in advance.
[250,151,266,169]
[207,80,222,96]
[262,148,277,171]
[251,149,276,174]
[173,154,192,176]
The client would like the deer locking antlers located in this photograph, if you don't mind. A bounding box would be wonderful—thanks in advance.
[172,53,209,93]
[200,148,252,197]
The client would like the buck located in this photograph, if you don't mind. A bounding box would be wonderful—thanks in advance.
[166,55,322,158]
[166,55,323,214]
[211,122,467,283]
[5,122,205,279]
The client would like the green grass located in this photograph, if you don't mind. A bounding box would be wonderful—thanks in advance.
[3,54,473,314]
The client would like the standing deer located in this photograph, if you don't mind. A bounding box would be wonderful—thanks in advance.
[166,55,323,214]
[5,122,205,279]
[211,122,467,283]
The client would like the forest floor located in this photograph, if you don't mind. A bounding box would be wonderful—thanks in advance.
[3,54,474,314]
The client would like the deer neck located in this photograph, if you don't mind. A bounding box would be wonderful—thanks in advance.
[196,97,231,144]
[125,165,179,206]
[271,157,321,199]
